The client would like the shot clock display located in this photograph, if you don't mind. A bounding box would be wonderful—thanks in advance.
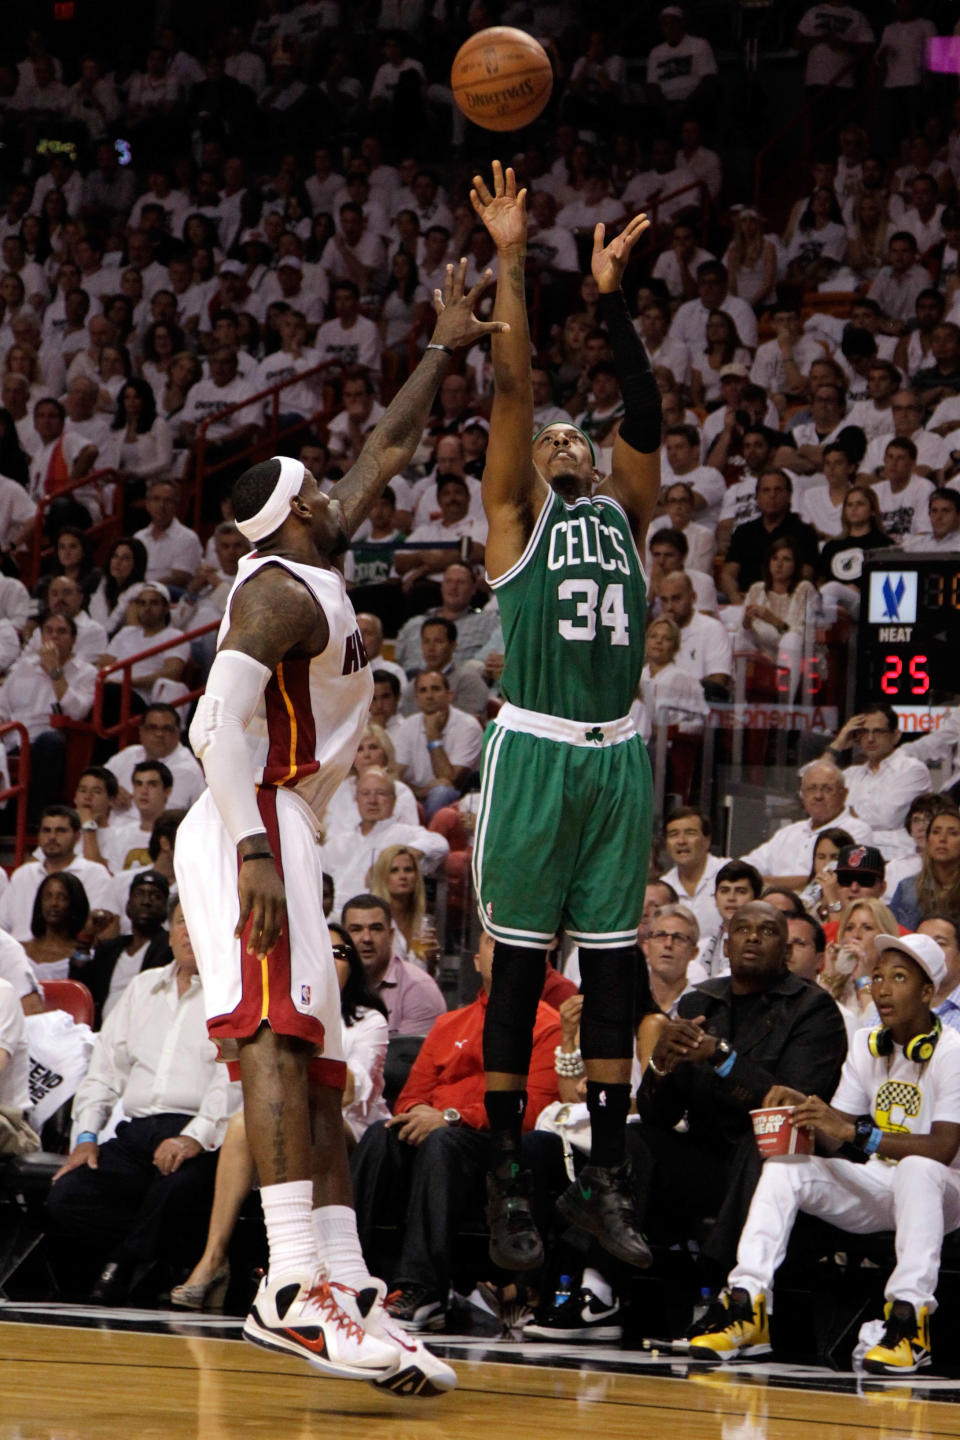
[856,553,960,712]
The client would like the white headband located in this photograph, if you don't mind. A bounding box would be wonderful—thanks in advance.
[236,456,305,543]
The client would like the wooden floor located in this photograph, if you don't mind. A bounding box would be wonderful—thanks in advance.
[4,1319,960,1439]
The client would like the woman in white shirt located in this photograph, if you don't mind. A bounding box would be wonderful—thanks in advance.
[783,187,848,288]
[690,310,752,408]
[88,535,148,636]
[739,536,820,702]
[724,207,778,309]
[139,320,186,403]
[101,377,174,492]
[640,616,708,733]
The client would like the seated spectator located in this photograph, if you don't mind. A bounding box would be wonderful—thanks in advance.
[47,901,234,1304]
[101,582,189,708]
[315,279,382,375]
[645,903,700,1013]
[555,166,625,237]
[736,536,820,703]
[647,482,715,577]
[690,312,752,411]
[661,423,726,526]
[323,723,419,834]
[101,807,184,922]
[172,522,249,656]
[926,916,960,1033]
[657,572,732,695]
[109,760,173,871]
[354,614,406,697]
[640,615,709,730]
[648,529,717,615]
[369,845,436,970]
[912,323,960,412]
[845,361,899,443]
[393,670,484,819]
[694,860,764,980]
[617,902,847,1301]
[783,382,853,475]
[690,932,957,1375]
[27,575,107,664]
[320,768,448,906]
[399,617,488,722]
[782,187,848,288]
[134,479,203,589]
[394,476,486,588]
[27,396,100,529]
[827,704,932,860]
[799,443,857,540]
[38,527,101,608]
[822,893,901,1029]
[724,205,777,310]
[0,612,95,821]
[341,892,445,1038]
[906,487,960,552]
[866,438,935,540]
[721,470,819,605]
[651,218,714,305]
[0,974,32,1151]
[89,536,149,637]
[393,561,496,669]
[818,484,895,621]
[75,870,171,1027]
[883,795,957,903]
[670,260,759,355]
[869,231,935,324]
[177,348,263,459]
[105,703,203,812]
[327,369,386,467]
[659,807,731,936]
[351,930,560,1331]
[751,302,828,413]
[743,758,873,889]
[892,809,960,931]
[0,805,111,942]
[102,378,174,491]
[370,668,403,735]
[73,765,129,875]
[861,390,949,479]
[23,865,90,986]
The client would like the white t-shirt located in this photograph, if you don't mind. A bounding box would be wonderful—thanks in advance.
[179,376,263,440]
[879,17,935,88]
[651,246,714,301]
[106,742,205,811]
[393,707,484,790]
[0,976,29,1112]
[799,484,846,538]
[719,474,761,529]
[676,610,733,680]
[314,315,382,372]
[797,4,874,87]
[871,475,935,538]
[646,34,717,101]
[833,1025,960,1168]
[134,517,203,584]
[647,516,715,576]
[863,430,949,476]
[251,347,323,419]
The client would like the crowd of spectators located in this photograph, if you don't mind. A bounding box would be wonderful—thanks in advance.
[3,0,960,1376]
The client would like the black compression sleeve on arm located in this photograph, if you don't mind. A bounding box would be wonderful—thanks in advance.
[597,287,662,454]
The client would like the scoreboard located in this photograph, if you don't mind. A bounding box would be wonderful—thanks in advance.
[856,552,960,714]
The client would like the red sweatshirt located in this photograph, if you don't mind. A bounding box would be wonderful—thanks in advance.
[395,989,561,1132]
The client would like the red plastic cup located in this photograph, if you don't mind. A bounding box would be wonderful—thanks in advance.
[749,1106,814,1161]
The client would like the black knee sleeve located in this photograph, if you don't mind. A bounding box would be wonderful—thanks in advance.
[482,941,546,1075]
[579,946,638,1061]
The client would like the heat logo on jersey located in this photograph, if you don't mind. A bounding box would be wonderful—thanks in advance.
[875,1079,922,1134]
[341,628,368,676]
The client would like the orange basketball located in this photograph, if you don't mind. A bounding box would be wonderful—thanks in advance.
[451,26,553,132]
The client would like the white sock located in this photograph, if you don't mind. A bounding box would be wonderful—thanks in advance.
[260,1180,317,1277]
[582,1267,614,1307]
[312,1204,372,1291]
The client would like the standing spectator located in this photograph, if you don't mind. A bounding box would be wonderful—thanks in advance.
[645,6,718,124]
[875,0,935,152]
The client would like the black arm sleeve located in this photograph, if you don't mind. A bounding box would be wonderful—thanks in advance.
[596,288,662,454]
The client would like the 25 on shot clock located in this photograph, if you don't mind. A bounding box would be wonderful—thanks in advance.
[857,552,960,724]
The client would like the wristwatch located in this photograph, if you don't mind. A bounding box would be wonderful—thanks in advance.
[712,1038,733,1070]
[80,820,98,833]
[442,1108,462,1127]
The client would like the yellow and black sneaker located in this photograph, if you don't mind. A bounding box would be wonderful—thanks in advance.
[863,1301,931,1376]
[688,1287,771,1363]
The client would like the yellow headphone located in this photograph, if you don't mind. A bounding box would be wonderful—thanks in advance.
[868,1014,942,1065]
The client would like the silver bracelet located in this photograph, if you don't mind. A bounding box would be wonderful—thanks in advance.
[647,1055,668,1079]
[554,1045,585,1077]
[426,342,454,357]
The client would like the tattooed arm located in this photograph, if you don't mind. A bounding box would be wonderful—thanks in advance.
[332,259,506,539]
[470,162,547,577]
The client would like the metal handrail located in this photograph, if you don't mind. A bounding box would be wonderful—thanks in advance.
[190,359,341,530]
[0,722,30,870]
[25,466,121,590]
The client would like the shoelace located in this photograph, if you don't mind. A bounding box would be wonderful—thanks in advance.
[302,1279,366,1343]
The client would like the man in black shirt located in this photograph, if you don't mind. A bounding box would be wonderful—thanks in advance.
[721,469,819,601]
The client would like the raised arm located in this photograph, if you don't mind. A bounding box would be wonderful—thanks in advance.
[470,162,547,575]
[332,259,505,538]
[592,215,662,548]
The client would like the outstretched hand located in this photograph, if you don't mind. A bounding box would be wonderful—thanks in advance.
[469,159,527,251]
[431,256,509,351]
[592,212,651,293]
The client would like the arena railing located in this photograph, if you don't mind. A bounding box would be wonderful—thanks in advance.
[0,722,30,870]
[189,361,341,532]
[23,467,122,591]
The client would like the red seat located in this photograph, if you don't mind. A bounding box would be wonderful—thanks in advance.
[40,979,94,1028]
[429,804,470,852]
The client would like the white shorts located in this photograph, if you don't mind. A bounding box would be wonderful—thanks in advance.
[175,786,345,1088]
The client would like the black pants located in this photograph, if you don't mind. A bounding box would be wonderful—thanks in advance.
[351,1119,489,1296]
[46,1114,218,1269]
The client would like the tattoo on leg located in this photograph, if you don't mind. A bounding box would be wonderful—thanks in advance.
[269,1101,287,1184]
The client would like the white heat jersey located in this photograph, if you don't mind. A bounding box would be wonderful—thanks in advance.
[219,552,372,822]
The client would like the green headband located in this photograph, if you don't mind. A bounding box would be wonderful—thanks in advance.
[532,421,597,467]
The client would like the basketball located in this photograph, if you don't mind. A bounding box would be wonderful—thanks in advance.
[451,26,553,132]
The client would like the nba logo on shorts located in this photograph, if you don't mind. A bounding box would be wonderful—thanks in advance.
[301,984,311,1005]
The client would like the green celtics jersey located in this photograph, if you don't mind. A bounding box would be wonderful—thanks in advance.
[490,490,647,722]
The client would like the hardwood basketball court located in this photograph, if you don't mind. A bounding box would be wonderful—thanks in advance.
[4,1307,960,1439]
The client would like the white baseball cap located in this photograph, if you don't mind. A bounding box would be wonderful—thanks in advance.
[875,933,947,990]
